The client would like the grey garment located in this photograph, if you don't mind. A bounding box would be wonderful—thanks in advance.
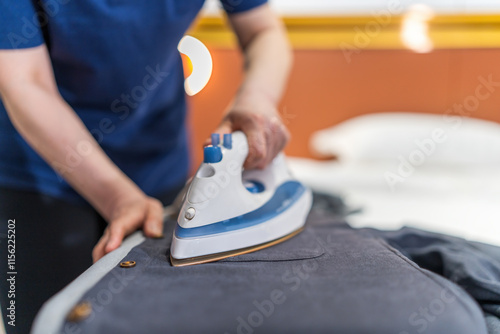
[31,232,145,334]
[485,310,500,334]
[60,212,487,334]
[366,227,500,334]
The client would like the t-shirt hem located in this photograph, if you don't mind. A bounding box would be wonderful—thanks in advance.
[0,179,89,207]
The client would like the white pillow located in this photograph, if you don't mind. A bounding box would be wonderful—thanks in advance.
[310,112,500,167]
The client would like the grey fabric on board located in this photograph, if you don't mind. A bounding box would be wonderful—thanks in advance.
[365,226,500,334]
[59,211,488,334]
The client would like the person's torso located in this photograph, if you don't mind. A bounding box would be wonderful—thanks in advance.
[0,0,206,203]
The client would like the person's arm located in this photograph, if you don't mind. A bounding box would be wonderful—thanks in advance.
[211,4,293,169]
[0,45,164,262]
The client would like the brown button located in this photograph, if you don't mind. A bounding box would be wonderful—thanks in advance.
[66,301,92,322]
[119,260,136,268]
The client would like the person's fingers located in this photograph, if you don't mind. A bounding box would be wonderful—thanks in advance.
[254,119,275,169]
[204,120,233,147]
[214,120,233,136]
[104,208,144,254]
[245,128,267,169]
[260,116,290,168]
[92,228,110,263]
[237,113,267,169]
[104,221,125,254]
[207,110,289,169]
[143,199,164,238]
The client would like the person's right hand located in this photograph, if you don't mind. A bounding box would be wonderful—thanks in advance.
[92,191,164,262]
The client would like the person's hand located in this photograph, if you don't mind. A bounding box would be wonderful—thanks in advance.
[208,97,290,169]
[92,191,164,262]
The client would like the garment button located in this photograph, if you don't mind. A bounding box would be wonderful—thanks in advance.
[120,260,136,268]
[66,301,92,322]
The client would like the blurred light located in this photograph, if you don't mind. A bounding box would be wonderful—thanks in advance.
[178,36,213,96]
[401,4,434,53]
[180,53,193,78]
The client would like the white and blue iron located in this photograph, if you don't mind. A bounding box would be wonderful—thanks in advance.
[170,131,313,266]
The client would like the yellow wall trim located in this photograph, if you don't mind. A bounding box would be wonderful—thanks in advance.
[190,14,500,50]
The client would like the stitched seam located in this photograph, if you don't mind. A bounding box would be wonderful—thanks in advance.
[219,252,327,264]
[375,237,487,326]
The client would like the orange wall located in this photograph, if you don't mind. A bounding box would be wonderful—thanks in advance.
[187,48,500,168]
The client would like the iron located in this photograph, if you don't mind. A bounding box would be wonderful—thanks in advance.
[170,131,312,267]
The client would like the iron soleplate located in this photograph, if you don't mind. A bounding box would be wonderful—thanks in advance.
[170,227,304,267]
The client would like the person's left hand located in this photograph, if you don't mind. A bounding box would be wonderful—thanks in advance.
[207,96,290,169]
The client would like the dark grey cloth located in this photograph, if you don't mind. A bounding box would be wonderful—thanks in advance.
[365,227,500,334]
[60,212,488,334]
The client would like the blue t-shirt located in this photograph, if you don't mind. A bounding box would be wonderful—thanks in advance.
[0,0,267,204]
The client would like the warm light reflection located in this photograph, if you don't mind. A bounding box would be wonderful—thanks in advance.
[401,4,434,53]
[178,36,213,96]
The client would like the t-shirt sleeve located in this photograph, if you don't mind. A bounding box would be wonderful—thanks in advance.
[219,0,268,14]
[0,0,44,49]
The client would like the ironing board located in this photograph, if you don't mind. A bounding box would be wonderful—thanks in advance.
[32,210,490,334]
